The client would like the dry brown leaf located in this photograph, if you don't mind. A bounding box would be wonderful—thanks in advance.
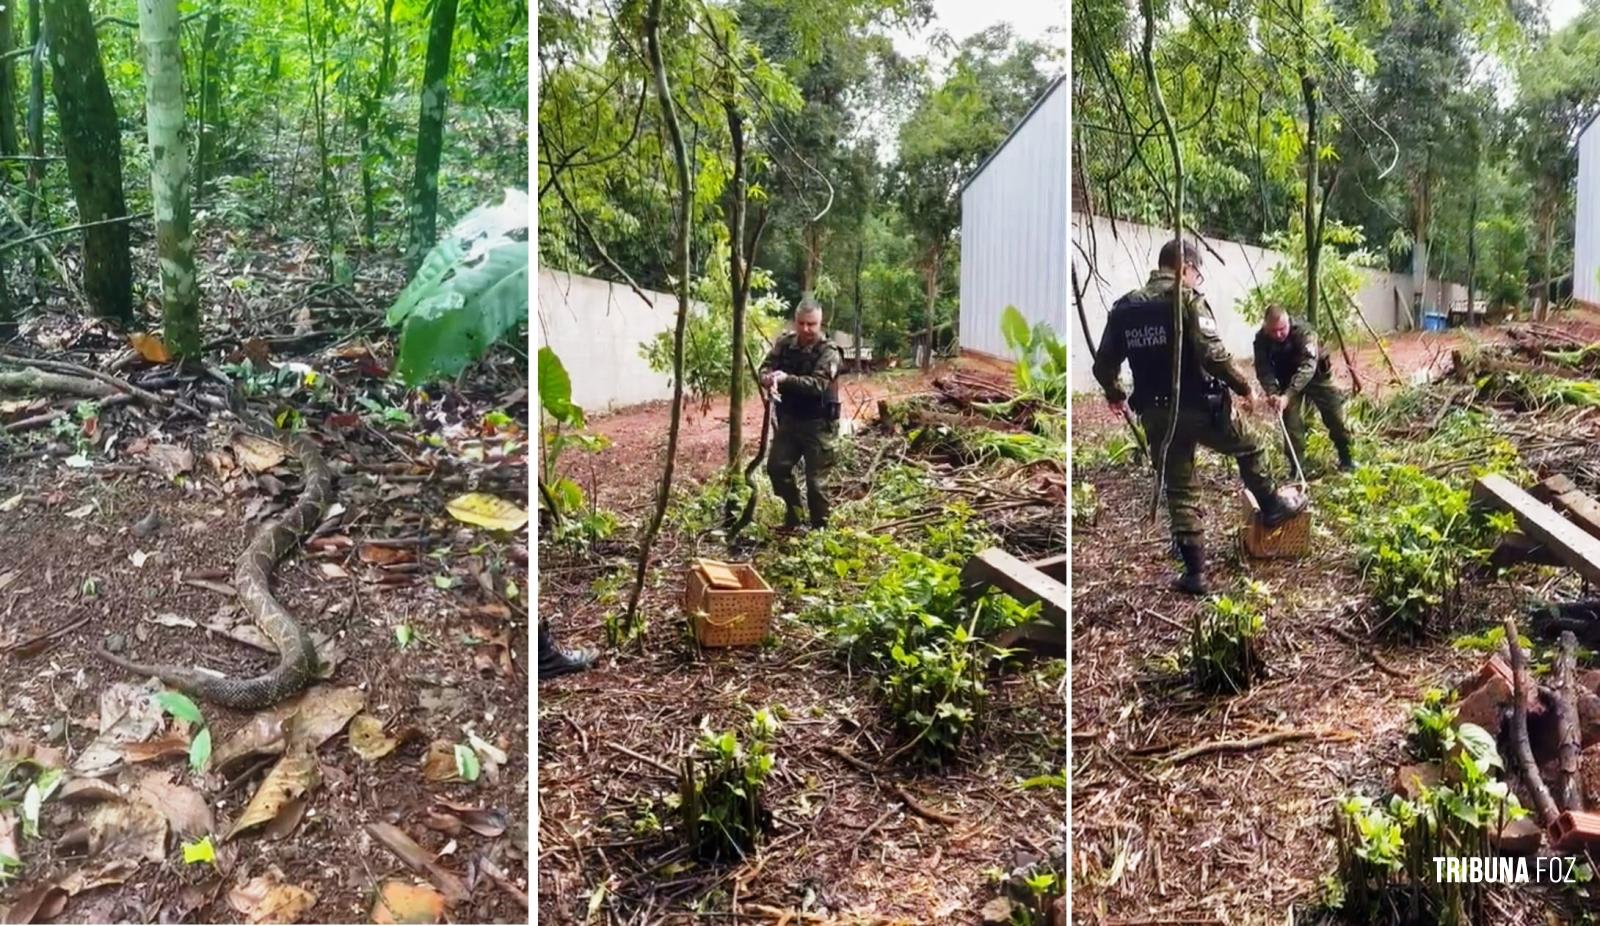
[364,824,468,904]
[319,563,351,580]
[56,859,139,895]
[120,732,191,764]
[86,799,167,863]
[0,810,17,867]
[146,443,195,479]
[227,753,318,840]
[135,772,214,839]
[349,714,399,762]
[0,883,67,924]
[232,433,288,473]
[74,683,164,776]
[228,872,317,924]
[370,881,446,924]
[358,544,414,566]
[421,812,461,836]
[59,779,123,804]
[432,801,507,838]
[128,333,172,364]
[286,686,365,750]
[213,686,364,773]
[420,741,459,783]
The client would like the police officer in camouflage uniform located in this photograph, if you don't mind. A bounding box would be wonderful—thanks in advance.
[761,300,843,531]
[1253,305,1356,475]
[1093,239,1306,594]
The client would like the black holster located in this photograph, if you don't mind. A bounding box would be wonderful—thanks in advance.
[1203,378,1231,426]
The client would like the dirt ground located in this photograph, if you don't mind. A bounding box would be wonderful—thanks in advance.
[577,367,941,515]
[537,364,1066,923]
[1070,310,1600,923]
[0,345,530,923]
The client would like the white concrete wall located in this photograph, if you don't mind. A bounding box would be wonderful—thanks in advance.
[1070,214,1432,391]
[536,269,697,413]
[959,77,1068,358]
[1577,116,1600,307]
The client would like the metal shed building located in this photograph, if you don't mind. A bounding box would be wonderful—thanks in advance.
[958,76,1068,360]
[1578,112,1600,309]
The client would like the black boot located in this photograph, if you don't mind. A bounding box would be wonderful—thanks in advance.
[1337,446,1357,473]
[781,507,803,532]
[1172,542,1208,595]
[538,621,594,681]
[1258,487,1307,527]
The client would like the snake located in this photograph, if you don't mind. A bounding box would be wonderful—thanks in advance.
[95,387,332,709]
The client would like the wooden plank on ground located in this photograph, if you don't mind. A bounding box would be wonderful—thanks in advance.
[1026,553,1067,582]
[961,547,1066,626]
[1532,474,1580,503]
[1475,474,1600,587]
[1551,489,1600,542]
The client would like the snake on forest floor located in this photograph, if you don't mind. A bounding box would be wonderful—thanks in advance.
[96,387,332,709]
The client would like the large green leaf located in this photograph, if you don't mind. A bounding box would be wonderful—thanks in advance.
[389,189,530,327]
[538,347,584,427]
[393,240,530,385]
[1000,305,1030,355]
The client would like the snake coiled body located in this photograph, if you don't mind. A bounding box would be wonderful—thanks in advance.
[96,390,332,709]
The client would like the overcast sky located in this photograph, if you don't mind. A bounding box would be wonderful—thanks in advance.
[890,0,1067,70]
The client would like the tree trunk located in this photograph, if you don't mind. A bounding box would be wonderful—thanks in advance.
[0,1,18,158]
[360,0,396,245]
[1300,70,1320,327]
[920,247,938,370]
[852,230,863,368]
[1411,167,1432,326]
[138,0,200,358]
[196,12,219,198]
[724,99,747,471]
[1541,205,1556,321]
[1467,175,1478,328]
[42,0,132,322]
[26,0,44,282]
[407,0,459,271]
[623,0,691,637]
[303,0,337,267]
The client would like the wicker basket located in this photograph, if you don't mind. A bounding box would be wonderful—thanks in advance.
[1239,489,1311,558]
[684,559,776,647]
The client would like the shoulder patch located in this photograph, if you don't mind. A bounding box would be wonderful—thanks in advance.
[1303,334,1319,355]
[1197,316,1218,336]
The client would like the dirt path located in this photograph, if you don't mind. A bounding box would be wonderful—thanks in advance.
[571,368,940,514]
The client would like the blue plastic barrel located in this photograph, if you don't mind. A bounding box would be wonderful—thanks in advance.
[1422,314,1447,332]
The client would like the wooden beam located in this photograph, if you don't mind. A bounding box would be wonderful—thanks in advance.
[1027,553,1068,582]
[1475,474,1600,587]
[1551,488,1600,543]
[961,547,1067,628]
[1532,474,1580,504]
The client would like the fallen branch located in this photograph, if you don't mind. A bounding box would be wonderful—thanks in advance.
[821,744,878,775]
[606,740,679,778]
[0,353,186,414]
[1504,616,1560,825]
[1322,625,1407,679]
[1557,630,1583,812]
[890,784,961,825]
[0,369,116,397]
[1158,729,1355,765]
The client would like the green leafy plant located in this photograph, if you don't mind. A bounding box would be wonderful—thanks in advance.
[156,691,212,774]
[388,189,529,385]
[1407,689,1458,761]
[883,630,987,765]
[677,709,779,861]
[1071,482,1098,527]
[1189,581,1270,694]
[537,347,617,539]
[998,305,1067,408]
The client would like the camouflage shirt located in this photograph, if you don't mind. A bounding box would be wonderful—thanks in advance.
[1092,270,1251,411]
[1253,318,1331,398]
[760,331,842,420]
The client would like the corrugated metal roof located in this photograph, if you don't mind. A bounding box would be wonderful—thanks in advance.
[957,75,1068,197]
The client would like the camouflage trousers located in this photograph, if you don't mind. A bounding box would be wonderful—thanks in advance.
[1140,404,1276,544]
[767,416,835,526]
[1282,378,1353,474]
